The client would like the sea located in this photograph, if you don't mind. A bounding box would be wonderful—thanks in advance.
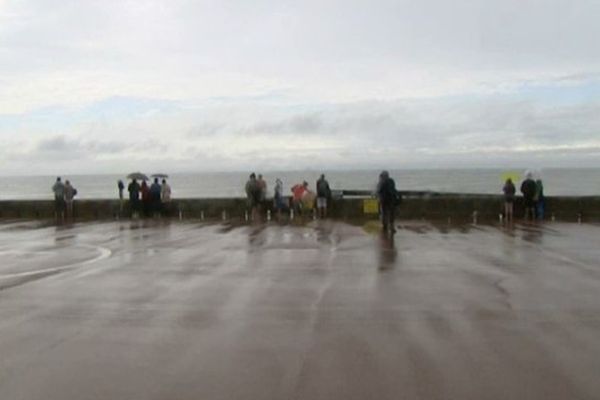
[0,169,598,200]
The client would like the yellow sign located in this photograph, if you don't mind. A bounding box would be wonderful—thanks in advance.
[363,199,379,214]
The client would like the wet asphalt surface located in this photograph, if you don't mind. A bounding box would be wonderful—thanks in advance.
[1,219,599,400]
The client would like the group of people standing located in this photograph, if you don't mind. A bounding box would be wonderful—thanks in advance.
[245,173,332,221]
[51,177,77,220]
[51,171,549,227]
[245,171,399,234]
[502,172,545,222]
[122,178,172,218]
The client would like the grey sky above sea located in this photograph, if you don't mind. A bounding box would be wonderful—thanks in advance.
[1,0,599,175]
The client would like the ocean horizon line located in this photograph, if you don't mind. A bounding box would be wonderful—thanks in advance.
[1,166,599,179]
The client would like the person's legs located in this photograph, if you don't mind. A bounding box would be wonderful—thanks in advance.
[252,204,261,223]
[294,200,302,216]
[389,204,396,233]
[155,200,162,218]
[316,197,326,218]
[536,201,545,220]
[524,199,533,221]
[527,207,535,221]
[55,198,65,222]
[66,200,73,219]
[381,204,390,231]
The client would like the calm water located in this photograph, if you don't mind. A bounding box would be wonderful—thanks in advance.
[0,169,598,200]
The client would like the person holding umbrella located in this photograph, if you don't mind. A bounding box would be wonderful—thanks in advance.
[149,178,162,217]
[140,180,151,217]
[127,179,141,218]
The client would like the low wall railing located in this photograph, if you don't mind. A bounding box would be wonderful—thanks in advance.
[0,194,598,222]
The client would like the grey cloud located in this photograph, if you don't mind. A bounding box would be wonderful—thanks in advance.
[248,113,324,135]
[185,95,600,167]
[36,135,126,155]
[187,123,227,138]
[36,135,72,152]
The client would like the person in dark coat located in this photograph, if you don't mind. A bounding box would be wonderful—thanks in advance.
[316,174,332,219]
[149,178,162,217]
[503,178,516,222]
[127,179,141,217]
[245,173,262,222]
[520,172,537,221]
[141,181,151,217]
[377,170,399,234]
[118,180,125,212]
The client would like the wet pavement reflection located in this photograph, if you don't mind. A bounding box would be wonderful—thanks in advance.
[0,220,600,400]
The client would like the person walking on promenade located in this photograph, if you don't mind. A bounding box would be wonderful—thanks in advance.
[141,181,151,217]
[64,180,77,220]
[52,177,65,222]
[245,173,262,222]
[128,178,141,218]
[161,179,172,216]
[117,180,125,212]
[377,171,399,234]
[503,178,516,222]
[150,178,162,217]
[316,174,331,219]
[520,172,537,221]
[535,179,545,220]
[273,178,286,220]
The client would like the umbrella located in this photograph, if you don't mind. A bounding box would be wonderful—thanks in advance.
[151,173,169,179]
[501,171,520,183]
[127,172,149,181]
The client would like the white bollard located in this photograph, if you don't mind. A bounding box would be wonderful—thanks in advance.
[179,210,183,220]
[222,210,227,221]
[245,210,249,222]
[200,210,204,220]
[290,209,295,220]
[472,211,478,225]
[499,213,503,223]
[267,209,271,221]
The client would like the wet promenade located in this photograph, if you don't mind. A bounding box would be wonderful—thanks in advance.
[1,220,599,399]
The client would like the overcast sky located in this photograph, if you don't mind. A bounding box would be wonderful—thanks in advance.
[1,0,599,175]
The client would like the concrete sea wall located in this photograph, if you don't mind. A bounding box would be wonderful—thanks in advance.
[1,195,599,222]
